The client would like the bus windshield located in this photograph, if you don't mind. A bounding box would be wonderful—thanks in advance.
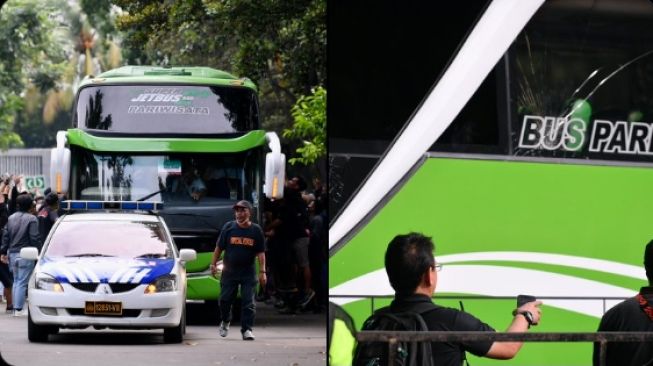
[72,150,257,205]
[75,85,259,134]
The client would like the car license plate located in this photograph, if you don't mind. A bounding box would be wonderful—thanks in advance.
[84,301,123,316]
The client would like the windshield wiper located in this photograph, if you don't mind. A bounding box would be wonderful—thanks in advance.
[136,189,166,202]
[134,253,166,258]
[65,254,114,257]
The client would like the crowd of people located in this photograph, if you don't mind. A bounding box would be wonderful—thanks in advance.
[0,173,60,316]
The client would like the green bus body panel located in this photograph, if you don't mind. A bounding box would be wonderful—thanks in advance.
[186,252,213,273]
[80,66,257,91]
[186,276,220,300]
[66,129,267,153]
[186,252,220,300]
[330,157,653,365]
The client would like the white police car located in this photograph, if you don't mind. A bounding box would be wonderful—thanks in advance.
[20,201,196,343]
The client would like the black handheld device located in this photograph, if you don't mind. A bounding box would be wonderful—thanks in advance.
[517,294,536,307]
[515,295,537,327]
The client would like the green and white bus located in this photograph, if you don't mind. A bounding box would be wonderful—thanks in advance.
[330,0,653,364]
[50,66,285,308]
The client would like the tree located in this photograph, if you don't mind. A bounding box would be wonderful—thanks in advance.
[0,96,23,150]
[0,0,70,149]
[283,86,325,166]
[1,0,125,148]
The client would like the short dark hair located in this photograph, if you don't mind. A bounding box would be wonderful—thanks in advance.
[385,232,435,296]
[45,192,59,206]
[16,193,34,212]
[645,240,653,284]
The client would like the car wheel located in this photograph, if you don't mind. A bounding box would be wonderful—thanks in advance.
[163,304,185,343]
[27,312,49,343]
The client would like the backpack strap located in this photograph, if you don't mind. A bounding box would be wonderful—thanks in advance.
[364,301,437,327]
[407,301,438,316]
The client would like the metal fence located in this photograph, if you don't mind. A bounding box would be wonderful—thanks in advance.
[333,294,652,366]
[0,148,51,188]
[330,294,631,315]
[356,330,653,366]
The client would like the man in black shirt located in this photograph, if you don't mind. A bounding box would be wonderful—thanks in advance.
[210,200,266,341]
[368,232,542,365]
[593,240,653,366]
[37,192,59,241]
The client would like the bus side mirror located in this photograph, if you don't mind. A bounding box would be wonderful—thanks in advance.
[264,152,285,199]
[263,132,285,199]
[50,130,71,195]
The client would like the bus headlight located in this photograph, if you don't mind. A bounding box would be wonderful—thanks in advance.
[35,273,64,292]
[145,274,177,294]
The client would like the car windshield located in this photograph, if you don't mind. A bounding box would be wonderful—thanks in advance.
[44,220,172,259]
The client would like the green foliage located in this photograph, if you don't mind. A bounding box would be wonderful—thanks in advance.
[0,0,71,149]
[79,0,117,40]
[283,86,325,165]
[203,0,326,96]
[0,95,25,150]
[113,0,233,66]
[0,0,125,148]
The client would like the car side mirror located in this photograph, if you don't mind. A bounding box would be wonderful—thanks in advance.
[179,249,197,262]
[20,247,39,261]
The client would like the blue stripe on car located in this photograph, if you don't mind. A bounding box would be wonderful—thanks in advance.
[39,257,175,284]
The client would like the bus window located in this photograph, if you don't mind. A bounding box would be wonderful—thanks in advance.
[72,150,254,204]
[75,85,259,134]
[510,0,653,163]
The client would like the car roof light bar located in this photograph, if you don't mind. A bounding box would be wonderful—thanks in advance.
[61,200,163,211]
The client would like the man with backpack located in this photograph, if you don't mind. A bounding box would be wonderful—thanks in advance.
[354,232,542,365]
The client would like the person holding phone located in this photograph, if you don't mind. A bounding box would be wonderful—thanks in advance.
[355,232,543,365]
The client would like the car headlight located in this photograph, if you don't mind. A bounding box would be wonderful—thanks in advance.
[35,273,64,292]
[144,274,177,294]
